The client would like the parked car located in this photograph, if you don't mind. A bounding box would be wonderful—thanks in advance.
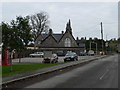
[87,50,95,56]
[29,52,44,57]
[80,50,86,56]
[79,51,86,56]
[42,54,58,63]
[64,52,78,62]
[57,51,66,56]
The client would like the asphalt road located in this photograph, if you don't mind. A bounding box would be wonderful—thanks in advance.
[25,54,118,88]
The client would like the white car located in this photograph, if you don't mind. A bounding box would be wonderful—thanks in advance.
[88,50,95,56]
[29,52,44,57]
[43,54,58,63]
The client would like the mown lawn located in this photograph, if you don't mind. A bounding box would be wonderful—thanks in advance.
[2,63,65,77]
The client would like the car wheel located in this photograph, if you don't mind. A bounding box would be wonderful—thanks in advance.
[76,58,78,61]
[73,58,75,61]
[51,61,54,63]
[55,60,58,63]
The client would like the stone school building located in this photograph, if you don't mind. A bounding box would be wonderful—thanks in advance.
[34,20,85,55]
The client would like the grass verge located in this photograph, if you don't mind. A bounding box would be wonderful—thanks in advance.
[2,62,65,77]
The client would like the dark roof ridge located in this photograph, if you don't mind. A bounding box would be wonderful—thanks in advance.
[41,34,58,44]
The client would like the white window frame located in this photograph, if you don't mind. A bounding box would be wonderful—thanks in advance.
[64,38,71,47]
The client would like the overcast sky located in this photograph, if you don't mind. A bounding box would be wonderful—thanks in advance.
[1,1,118,40]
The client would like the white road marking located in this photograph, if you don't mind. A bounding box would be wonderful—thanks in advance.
[99,69,109,80]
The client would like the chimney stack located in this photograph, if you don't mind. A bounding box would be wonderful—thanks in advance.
[49,29,53,35]
[62,31,64,34]
[76,37,79,40]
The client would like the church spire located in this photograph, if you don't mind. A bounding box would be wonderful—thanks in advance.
[68,19,71,26]
[66,19,72,34]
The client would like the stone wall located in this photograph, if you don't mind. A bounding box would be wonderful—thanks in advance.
[40,35,58,47]
[58,31,78,47]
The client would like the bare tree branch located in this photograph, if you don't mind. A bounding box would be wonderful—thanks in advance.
[28,12,50,42]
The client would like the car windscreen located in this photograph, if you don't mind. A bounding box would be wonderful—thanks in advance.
[38,52,43,54]
[65,53,73,56]
[52,54,56,57]
[34,52,38,54]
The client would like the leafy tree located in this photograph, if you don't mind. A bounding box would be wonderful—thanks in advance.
[2,16,33,51]
[1,22,11,49]
[10,20,24,50]
[15,16,33,46]
[108,38,118,52]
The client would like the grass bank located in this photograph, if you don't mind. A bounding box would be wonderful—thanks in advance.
[2,63,65,77]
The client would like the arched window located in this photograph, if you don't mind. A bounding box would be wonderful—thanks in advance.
[64,38,71,47]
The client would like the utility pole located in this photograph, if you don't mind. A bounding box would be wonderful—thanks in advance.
[101,22,104,55]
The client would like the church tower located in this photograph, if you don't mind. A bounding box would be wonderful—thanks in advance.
[66,19,72,34]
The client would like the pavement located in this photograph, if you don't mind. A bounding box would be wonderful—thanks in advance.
[2,55,107,85]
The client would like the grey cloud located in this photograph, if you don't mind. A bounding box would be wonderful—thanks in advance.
[2,2,118,40]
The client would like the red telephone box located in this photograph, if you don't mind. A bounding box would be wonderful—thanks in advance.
[2,49,10,65]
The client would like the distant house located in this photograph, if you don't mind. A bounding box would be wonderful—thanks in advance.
[34,20,85,55]
[76,37,86,48]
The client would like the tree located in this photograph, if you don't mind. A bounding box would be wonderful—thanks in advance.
[15,16,33,46]
[1,22,12,49]
[2,16,33,51]
[108,38,118,52]
[28,12,50,42]
[2,16,33,62]
[10,20,24,50]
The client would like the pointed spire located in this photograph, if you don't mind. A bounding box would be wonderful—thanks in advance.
[68,19,71,26]
[66,19,72,34]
